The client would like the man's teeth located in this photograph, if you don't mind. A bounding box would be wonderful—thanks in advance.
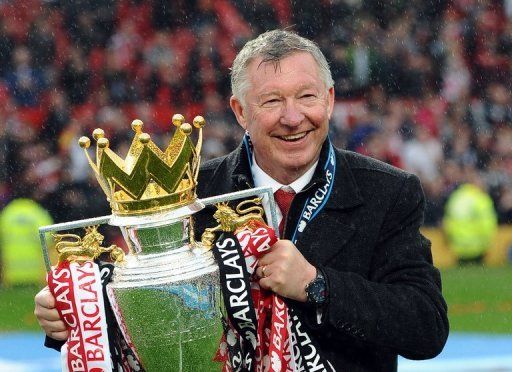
[280,132,307,141]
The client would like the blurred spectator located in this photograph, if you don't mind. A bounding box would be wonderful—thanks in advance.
[0,18,15,79]
[0,198,52,286]
[103,49,138,105]
[354,125,403,169]
[60,46,91,105]
[445,123,478,168]
[26,15,56,71]
[402,122,443,184]
[188,24,231,102]
[443,182,498,263]
[330,40,353,98]
[62,0,116,54]
[41,90,71,152]
[5,46,46,107]
[233,0,281,35]
[151,0,193,30]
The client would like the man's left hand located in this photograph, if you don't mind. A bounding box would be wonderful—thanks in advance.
[255,239,317,302]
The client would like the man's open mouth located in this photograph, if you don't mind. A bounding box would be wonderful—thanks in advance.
[277,131,310,142]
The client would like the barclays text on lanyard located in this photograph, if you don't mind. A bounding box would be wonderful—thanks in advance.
[241,135,338,371]
[243,134,337,242]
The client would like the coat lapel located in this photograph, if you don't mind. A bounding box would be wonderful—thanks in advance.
[295,146,364,264]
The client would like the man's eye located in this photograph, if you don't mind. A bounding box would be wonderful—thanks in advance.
[263,99,280,105]
[301,94,315,99]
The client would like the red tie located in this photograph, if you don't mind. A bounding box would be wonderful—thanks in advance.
[274,188,295,236]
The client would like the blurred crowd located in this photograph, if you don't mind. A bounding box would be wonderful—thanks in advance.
[2,0,512,228]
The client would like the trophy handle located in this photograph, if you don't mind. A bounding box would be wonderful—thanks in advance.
[39,215,112,272]
[197,186,278,234]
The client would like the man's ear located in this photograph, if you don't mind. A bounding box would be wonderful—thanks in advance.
[230,95,247,130]
[327,86,335,120]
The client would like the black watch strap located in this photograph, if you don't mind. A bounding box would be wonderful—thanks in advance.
[305,267,327,305]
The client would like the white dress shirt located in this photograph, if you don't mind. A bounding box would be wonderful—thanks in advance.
[250,155,318,229]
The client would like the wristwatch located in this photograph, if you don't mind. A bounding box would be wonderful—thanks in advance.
[305,268,327,305]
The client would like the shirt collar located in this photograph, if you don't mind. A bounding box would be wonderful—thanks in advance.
[250,154,318,194]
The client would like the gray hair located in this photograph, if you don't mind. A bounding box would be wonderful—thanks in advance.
[231,30,334,106]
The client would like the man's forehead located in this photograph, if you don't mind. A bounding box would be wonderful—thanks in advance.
[257,82,319,97]
[248,54,320,84]
[249,51,318,72]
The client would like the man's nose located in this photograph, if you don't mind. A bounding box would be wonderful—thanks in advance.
[280,99,305,126]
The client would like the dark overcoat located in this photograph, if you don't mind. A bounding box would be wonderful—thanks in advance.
[195,139,449,371]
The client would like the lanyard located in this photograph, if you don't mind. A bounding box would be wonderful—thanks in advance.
[242,134,336,243]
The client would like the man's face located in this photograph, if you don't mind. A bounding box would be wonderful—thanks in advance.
[230,52,334,184]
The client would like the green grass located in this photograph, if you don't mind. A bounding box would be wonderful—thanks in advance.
[1,266,511,334]
[441,265,512,334]
[0,285,41,332]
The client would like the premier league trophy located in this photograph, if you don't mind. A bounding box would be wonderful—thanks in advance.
[39,115,278,371]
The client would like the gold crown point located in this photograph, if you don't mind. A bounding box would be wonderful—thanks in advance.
[131,119,143,133]
[180,123,192,135]
[139,133,151,144]
[172,113,185,127]
[97,137,109,149]
[193,116,206,128]
[93,128,105,141]
[78,136,91,149]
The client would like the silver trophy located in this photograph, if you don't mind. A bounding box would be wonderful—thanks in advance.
[39,115,277,371]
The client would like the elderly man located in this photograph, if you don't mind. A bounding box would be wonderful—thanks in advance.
[35,30,448,370]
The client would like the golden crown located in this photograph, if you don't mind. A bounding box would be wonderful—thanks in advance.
[78,114,205,216]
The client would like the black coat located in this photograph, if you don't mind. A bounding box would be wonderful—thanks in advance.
[195,139,449,371]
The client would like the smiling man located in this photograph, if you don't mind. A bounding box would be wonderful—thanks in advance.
[35,30,448,371]
[196,30,449,370]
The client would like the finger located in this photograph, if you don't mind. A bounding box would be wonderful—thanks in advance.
[36,307,63,322]
[257,266,265,278]
[258,277,273,291]
[35,287,55,309]
[49,330,69,341]
[40,319,67,333]
[257,251,279,267]
[255,265,270,279]
[270,239,290,250]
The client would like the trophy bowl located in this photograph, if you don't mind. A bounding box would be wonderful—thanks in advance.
[106,201,224,371]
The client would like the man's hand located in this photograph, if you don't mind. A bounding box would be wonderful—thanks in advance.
[255,239,316,301]
[34,286,68,341]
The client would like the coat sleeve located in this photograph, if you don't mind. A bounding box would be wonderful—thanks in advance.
[44,335,64,351]
[318,173,449,359]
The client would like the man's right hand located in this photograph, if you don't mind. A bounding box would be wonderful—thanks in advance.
[34,286,68,341]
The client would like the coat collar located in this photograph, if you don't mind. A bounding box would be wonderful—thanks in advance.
[207,137,365,210]
[302,139,364,211]
[230,139,254,189]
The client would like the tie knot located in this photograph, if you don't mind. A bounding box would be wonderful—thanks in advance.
[274,188,295,220]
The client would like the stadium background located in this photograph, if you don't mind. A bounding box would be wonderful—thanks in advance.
[0,0,511,370]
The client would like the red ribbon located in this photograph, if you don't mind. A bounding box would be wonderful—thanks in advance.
[47,261,112,372]
[217,221,294,371]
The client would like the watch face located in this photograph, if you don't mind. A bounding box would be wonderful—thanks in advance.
[307,277,326,304]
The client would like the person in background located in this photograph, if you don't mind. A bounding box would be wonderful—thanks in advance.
[443,179,498,263]
[0,197,52,286]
